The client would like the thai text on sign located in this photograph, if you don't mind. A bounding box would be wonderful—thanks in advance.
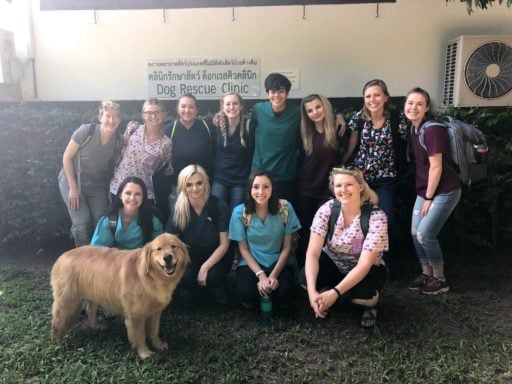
[147,58,260,99]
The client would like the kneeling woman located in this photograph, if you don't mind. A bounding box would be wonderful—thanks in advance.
[91,176,163,249]
[229,169,301,309]
[165,165,232,303]
[301,167,388,328]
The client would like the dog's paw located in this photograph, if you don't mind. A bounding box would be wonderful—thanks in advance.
[137,348,154,359]
[152,339,168,351]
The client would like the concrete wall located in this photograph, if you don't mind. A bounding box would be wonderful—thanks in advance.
[2,0,512,103]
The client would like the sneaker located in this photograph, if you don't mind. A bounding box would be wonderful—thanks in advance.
[420,276,450,296]
[407,273,431,291]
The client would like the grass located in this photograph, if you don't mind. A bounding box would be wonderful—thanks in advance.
[0,253,511,384]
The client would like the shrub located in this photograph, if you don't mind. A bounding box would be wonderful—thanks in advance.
[0,103,511,251]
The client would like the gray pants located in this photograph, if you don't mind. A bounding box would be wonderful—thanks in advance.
[58,170,109,247]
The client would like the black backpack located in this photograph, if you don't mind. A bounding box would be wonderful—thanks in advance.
[325,200,379,243]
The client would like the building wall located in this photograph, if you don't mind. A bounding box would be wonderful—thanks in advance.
[2,0,512,103]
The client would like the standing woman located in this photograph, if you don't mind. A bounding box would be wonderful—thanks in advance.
[404,87,462,295]
[229,169,301,309]
[211,92,252,211]
[166,93,216,189]
[301,167,388,328]
[109,99,172,219]
[342,80,408,239]
[91,176,163,249]
[165,165,232,303]
[296,94,345,268]
[58,100,122,247]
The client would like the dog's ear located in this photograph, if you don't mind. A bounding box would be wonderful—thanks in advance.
[140,243,151,275]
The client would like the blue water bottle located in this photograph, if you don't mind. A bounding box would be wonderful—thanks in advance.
[260,293,272,326]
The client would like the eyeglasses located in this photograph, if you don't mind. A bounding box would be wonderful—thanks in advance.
[333,165,357,172]
[143,110,163,117]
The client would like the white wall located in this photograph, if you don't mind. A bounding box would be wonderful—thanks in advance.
[5,0,512,103]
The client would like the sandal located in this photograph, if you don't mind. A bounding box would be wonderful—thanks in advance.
[360,307,377,329]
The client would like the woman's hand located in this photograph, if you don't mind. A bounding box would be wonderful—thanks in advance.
[317,290,338,315]
[197,264,209,286]
[68,188,80,210]
[308,290,327,318]
[421,200,433,217]
[257,273,278,296]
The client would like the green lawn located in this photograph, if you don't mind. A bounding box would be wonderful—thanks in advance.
[0,253,511,384]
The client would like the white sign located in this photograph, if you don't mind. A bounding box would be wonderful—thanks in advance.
[147,58,260,99]
[270,69,301,90]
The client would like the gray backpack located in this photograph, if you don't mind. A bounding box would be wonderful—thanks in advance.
[415,117,488,186]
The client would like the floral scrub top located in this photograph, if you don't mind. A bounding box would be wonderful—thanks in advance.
[110,122,172,200]
[310,199,388,274]
[348,110,408,183]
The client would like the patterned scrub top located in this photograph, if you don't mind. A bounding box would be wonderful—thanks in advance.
[110,123,172,199]
[310,199,388,274]
[348,110,408,182]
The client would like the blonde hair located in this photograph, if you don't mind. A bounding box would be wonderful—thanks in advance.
[300,94,338,156]
[328,167,378,206]
[172,164,210,231]
[98,99,120,118]
[218,92,247,147]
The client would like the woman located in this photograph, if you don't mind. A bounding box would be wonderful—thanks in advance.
[91,176,163,249]
[301,167,388,328]
[166,93,216,188]
[296,94,345,268]
[229,169,301,309]
[211,92,252,212]
[58,99,122,247]
[109,98,172,219]
[404,87,462,296]
[341,79,408,271]
[165,165,232,303]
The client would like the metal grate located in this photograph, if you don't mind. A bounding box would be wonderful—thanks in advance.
[443,41,458,105]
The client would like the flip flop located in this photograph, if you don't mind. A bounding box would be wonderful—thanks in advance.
[360,307,377,329]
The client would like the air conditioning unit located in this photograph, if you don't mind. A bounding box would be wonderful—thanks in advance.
[443,35,512,107]
[0,29,18,83]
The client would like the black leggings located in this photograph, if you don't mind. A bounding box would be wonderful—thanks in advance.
[236,264,296,304]
[299,251,386,302]
[179,246,234,290]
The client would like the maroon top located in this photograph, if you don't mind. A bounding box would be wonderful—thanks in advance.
[411,122,462,197]
[298,129,342,199]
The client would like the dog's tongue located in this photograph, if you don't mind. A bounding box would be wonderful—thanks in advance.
[164,266,175,275]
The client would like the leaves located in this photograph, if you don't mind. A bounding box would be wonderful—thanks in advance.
[446,0,512,14]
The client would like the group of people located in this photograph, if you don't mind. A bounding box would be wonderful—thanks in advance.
[59,73,461,328]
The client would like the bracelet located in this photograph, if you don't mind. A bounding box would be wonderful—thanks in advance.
[255,270,265,278]
[424,196,433,201]
[332,287,342,298]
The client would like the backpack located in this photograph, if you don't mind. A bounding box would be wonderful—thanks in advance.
[416,117,488,186]
[325,200,378,243]
[241,199,289,228]
[241,199,299,254]
[165,119,212,142]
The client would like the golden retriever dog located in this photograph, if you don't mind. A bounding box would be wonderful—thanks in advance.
[50,233,189,359]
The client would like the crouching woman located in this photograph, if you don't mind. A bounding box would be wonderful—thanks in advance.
[300,167,388,328]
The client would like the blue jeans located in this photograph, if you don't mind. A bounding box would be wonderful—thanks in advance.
[211,181,245,212]
[369,180,395,232]
[410,189,461,268]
